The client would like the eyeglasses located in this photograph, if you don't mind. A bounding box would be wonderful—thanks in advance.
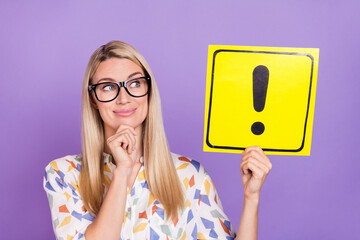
[89,76,150,102]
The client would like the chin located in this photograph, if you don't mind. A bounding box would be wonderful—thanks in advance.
[114,121,142,130]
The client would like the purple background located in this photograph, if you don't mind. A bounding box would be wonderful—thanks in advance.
[1,0,359,239]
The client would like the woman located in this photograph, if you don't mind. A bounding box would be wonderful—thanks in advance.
[43,41,272,240]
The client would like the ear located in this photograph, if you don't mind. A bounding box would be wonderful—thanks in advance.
[89,93,99,109]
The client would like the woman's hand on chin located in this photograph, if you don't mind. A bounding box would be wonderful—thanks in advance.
[240,146,272,200]
[106,124,137,170]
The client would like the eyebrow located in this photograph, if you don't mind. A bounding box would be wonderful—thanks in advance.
[96,71,143,83]
[127,71,143,79]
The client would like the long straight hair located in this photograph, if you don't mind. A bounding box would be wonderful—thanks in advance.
[79,41,184,220]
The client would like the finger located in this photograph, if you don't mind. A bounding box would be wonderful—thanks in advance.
[253,157,270,175]
[110,130,136,155]
[242,149,262,161]
[118,136,129,151]
[241,158,260,175]
[122,134,133,153]
[241,160,267,179]
[106,135,117,147]
[241,157,270,176]
[121,131,136,152]
[125,132,136,153]
[116,125,137,136]
[115,128,136,139]
[109,132,130,150]
[113,128,136,141]
[241,161,259,176]
[244,146,266,159]
[126,131,136,151]
[243,146,272,170]
[240,161,250,175]
[243,149,272,170]
[117,129,137,148]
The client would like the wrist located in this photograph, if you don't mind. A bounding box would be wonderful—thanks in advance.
[242,196,260,214]
[113,167,131,182]
[244,193,260,204]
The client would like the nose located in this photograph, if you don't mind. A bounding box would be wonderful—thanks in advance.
[116,86,130,104]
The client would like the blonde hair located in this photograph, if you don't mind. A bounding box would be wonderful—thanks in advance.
[79,41,184,220]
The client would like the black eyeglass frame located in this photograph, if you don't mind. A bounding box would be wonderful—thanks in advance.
[88,76,151,102]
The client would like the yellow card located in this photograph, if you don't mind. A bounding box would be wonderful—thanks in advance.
[203,45,319,155]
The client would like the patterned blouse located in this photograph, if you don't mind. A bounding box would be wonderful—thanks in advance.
[43,153,236,240]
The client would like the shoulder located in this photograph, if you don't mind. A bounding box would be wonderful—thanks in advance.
[45,154,82,175]
[170,152,208,182]
[170,152,202,171]
[43,154,82,191]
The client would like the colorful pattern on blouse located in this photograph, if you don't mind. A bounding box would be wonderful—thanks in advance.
[43,153,236,240]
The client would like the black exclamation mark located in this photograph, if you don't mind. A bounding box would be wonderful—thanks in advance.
[251,65,269,135]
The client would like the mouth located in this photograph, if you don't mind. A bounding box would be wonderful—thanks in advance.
[113,108,136,117]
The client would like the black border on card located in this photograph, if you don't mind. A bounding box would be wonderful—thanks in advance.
[205,49,314,152]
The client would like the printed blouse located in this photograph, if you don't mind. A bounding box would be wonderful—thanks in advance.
[43,153,236,239]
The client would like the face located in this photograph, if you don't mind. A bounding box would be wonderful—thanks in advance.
[91,58,148,135]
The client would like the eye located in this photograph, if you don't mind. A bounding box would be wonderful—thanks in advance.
[129,80,141,88]
[101,84,116,91]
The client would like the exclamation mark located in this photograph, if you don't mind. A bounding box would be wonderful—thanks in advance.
[251,65,269,135]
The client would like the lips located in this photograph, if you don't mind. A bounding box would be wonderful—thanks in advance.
[113,108,136,117]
